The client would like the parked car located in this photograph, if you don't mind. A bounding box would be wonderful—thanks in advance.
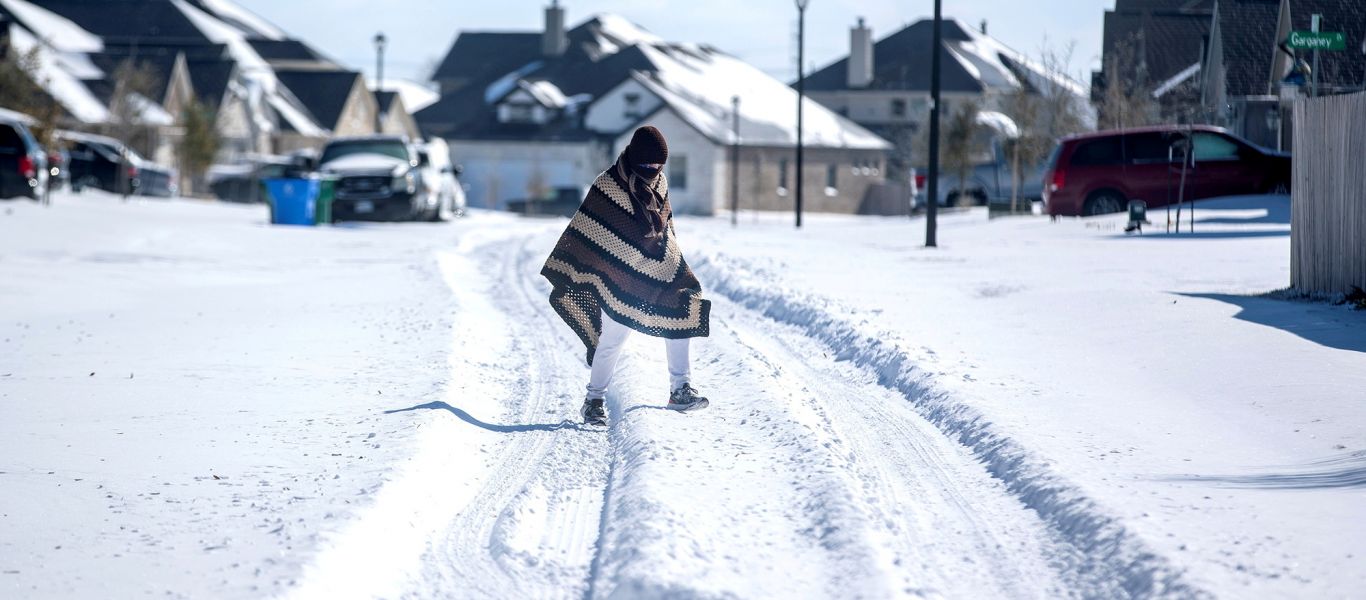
[416,138,466,220]
[912,152,1046,210]
[0,113,48,200]
[1042,125,1291,217]
[60,132,177,197]
[318,135,435,222]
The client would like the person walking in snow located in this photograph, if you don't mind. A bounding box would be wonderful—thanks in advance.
[541,125,712,426]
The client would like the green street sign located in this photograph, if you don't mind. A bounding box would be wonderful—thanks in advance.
[1286,30,1346,51]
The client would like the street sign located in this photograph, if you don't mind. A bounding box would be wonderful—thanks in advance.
[1286,30,1346,51]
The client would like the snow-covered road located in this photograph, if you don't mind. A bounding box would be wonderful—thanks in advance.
[3,192,1362,599]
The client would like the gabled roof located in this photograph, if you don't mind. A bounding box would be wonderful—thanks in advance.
[274,68,361,130]
[1101,3,1212,86]
[26,0,213,44]
[374,90,398,114]
[431,31,541,84]
[1216,0,1366,97]
[248,38,326,63]
[185,57,235,107]
[803,18,1086,98]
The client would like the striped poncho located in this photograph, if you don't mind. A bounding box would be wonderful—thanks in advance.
[541,163,711,366]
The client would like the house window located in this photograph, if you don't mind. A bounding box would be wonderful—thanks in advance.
[777,158,789,195]
[669,154,688,190]
[826,163,838,195]
[891,98,907,118]
[503,103,534,123]
[624,92,641,121]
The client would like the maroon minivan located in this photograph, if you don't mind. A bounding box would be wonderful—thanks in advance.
[1042,125,1291,217]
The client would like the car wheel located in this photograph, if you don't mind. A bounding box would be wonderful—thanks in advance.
[1083,190,1126,216]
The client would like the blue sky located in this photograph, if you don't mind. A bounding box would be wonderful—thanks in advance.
[234,0,1113,85]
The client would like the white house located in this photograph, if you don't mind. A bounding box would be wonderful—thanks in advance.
[418,4,891,215]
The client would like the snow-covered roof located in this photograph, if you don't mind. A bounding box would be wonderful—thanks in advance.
[0,106,36,125]
[195,0,286,40]
[947,24,1088,98]
[483,60,544,104]
[518,80,569,108]
[368,78,440,113]
[633,44,890,150]
[6,25,109,123]
[1152,62,1201,98]
[0,0,102,53]
[171,0,323,136]
[975,111,1020,139]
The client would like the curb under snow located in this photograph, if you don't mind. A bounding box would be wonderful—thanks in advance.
[692,252,1205,599]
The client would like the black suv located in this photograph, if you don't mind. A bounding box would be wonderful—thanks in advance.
[0,115,48,200]
[61,132,176,197]
[319,136,435,221]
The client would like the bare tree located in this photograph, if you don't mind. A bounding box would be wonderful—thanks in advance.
[1096,32,1159,129]
[0,45,64,147]
[103,59,163,158]
[943,100,981,206]
[177,99,220,197]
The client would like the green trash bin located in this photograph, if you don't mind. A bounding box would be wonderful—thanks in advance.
[315,176,337,224]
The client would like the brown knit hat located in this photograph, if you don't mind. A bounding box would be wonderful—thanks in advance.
[626,126,668,165]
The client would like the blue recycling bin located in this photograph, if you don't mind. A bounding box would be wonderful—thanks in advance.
[264,178,320,226]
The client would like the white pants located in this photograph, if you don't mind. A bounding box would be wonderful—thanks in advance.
[587,311,690,400]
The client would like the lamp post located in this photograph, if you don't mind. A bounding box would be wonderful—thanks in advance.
[373,32,386,133]
[925,0,942,247]
[731,95,741,227]
[794,0,808,228]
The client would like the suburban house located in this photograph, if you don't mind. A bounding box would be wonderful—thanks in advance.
[375,91,420,140]
[1199,0,1366,149]
[0,0,423,182]
[1091,0,1214,123]
[417,3,890,215]
[801,17,1091,178]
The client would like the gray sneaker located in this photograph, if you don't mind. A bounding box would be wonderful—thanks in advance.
[581,397,607,426]
[666,384,710,412]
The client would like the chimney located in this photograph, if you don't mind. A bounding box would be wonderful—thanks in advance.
[847,17,874,88]
[543,1,567,57]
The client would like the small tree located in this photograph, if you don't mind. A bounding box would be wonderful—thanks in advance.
[104,59,163,158]
[177,99,219,196]
[0,45,63,148]
[943,100,981,206]
[1096,32,1159,129]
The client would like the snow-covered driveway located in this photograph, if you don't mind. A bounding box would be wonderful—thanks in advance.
[2,193,1362,599]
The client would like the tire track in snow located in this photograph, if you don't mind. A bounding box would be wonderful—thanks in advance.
[285,227,611,600]
[692,251,1205,598]
[714,296,1083,597]
[403,232,611,597]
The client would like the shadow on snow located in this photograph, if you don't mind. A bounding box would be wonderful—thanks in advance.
[1163,451,1366,490]
[385,400,585,433]
[1178,292,1366,354]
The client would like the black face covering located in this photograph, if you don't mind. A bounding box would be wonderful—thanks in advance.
[631,163,662,180]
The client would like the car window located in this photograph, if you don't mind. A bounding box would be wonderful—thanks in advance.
[0,124,22,151]
[320,141,410,164]
[1192,133,1240,161]
[1125,132,1180,164]
[1069,138,1123,166]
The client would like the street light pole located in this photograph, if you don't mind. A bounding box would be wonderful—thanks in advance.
[794,0,808,229]
[731,95,741,227]
[925,0,942,247]
[374,32,386,134]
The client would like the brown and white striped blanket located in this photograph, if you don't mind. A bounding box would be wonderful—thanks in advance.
[540,165,711,366]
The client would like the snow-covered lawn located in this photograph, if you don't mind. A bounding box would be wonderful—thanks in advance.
[1,191,1361,598]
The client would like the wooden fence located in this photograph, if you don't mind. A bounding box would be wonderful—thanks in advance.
[1291,91,1366,296]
